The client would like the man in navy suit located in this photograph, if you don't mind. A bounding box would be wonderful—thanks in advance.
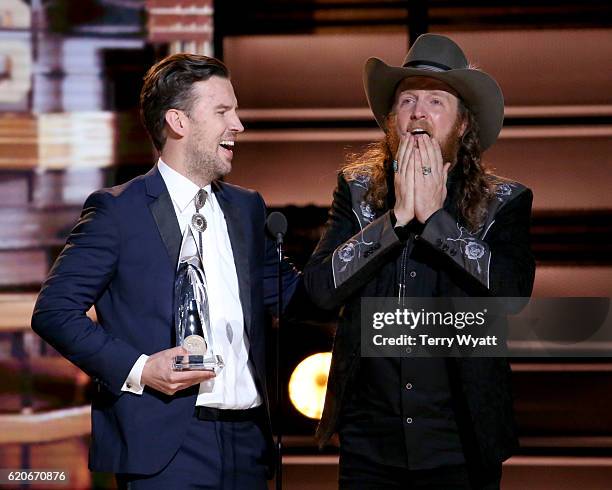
[32,54,299,489]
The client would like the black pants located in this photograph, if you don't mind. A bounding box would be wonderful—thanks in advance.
[339,449,501,490]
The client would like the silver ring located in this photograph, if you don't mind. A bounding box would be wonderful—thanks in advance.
[392,160,398,173]
[422,166,432,176]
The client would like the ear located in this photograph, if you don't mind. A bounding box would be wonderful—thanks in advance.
[164,109,188,138]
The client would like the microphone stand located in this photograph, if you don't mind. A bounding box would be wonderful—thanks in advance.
[275,229,284,490]
[267,211,287,490]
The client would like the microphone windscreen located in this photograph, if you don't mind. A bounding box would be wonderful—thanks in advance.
[266,211,288,237]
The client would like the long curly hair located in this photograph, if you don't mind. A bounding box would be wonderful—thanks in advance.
[342,102,494,231]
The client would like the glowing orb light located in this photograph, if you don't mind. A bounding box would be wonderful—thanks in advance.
[288,352,332,420]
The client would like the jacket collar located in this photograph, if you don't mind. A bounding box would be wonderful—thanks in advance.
[145,166,182,268]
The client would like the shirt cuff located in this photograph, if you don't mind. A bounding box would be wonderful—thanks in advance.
[390,210,424,242]
[390,210,409,241]
[121,354,149,395]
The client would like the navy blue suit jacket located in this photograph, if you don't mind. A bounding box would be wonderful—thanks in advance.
[32,166,299,474]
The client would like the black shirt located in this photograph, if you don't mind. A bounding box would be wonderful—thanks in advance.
[339,236,465,470]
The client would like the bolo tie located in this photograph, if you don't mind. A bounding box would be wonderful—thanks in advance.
[191,188,208,253]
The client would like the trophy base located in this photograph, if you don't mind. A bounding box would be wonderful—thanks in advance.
[172,354,224,372]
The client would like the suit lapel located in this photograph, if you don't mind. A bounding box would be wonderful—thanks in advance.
[145,170,253,335]
[213,181,253,336]
[145,166,182,270]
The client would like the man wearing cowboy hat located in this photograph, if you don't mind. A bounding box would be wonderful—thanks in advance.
[304,34,535,489]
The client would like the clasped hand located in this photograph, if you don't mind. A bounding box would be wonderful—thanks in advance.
[393,133,451,226]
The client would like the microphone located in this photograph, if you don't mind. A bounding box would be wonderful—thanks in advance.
[266,211,288,244]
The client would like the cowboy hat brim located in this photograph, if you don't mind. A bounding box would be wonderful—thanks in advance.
[364,57,504,150]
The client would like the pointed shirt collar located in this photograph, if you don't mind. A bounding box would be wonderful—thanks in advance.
[157,158,212,213]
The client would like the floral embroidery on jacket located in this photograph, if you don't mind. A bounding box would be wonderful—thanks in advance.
[338,242,355,263]
[494,182,516,202]
[464,241,486,260]
[352,174,370,189]
[359,201,375,222]
[446,223,488,274]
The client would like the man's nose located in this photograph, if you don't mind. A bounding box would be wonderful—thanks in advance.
[230,113,244,133]
[410,100,427,120]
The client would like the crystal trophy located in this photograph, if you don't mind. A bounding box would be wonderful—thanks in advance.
[172,226,224,372]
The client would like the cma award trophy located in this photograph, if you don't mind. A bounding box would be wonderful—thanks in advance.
[172,223,224,372]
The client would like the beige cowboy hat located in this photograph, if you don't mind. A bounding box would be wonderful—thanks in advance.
[364,33,504,150]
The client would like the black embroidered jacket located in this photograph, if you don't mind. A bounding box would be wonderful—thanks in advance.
[304,170,536,481]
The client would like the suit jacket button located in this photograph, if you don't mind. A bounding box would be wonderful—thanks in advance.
[450,249,457,256]
[442,244,449,251]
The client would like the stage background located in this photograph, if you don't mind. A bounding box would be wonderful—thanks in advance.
[0,1,611,488]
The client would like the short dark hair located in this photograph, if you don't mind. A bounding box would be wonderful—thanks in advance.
[140,53,230,152]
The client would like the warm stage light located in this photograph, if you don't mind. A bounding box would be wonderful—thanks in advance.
[288,352,332,420]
